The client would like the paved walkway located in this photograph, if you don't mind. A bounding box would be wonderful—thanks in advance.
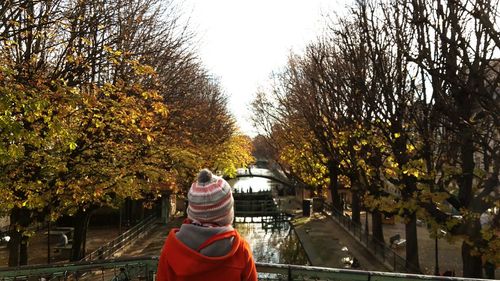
[277,197,389,271]
[0,226,124,267]
[280,196,500,278]
[295,213,389,270]
[359,212,463,276]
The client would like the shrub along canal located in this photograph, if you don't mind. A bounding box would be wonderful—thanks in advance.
[228,169,309,265]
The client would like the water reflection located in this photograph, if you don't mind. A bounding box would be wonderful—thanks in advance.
[234,217,309,265]
[228,169,309,265]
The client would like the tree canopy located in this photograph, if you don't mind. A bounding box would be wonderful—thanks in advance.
[0,0,254,264]
[252,0,499,277]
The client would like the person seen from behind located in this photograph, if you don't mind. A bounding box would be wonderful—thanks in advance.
[156,169,257,281]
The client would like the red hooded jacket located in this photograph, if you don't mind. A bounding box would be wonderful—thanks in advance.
[156,228,257,281]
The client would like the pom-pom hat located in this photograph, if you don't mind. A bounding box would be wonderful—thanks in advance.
[187,169,234,226]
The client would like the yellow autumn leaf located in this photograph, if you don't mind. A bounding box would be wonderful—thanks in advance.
[407,143,415,152]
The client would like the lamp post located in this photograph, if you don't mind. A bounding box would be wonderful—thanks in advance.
[434,234,439,275]
[364,207,369,235]
[47,196,52,264]
[47,220,51,264]
[434,229,445,276]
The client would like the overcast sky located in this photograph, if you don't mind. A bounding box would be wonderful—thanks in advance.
[180,0,351,137]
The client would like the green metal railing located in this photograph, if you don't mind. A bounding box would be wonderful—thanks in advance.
[0,257,491,281]
[0,257,156,281]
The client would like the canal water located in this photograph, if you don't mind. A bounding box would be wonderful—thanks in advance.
[228,168,309,265]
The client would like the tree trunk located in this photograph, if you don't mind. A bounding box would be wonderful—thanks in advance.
[459,128,474,207]
[8,207,32,266]
[399,169,420,273]
[351,189,361,224]
[70,208,92,261]
[367,181,385,244]
[8,230,21,267]
[371,209,384,244]
[462,218,483,278]
[20,235,29,265]
[125,198,132,226]
[405,212,420,272]
[327,160,341,212]
[462,241,483,278]
[458,127,483,277]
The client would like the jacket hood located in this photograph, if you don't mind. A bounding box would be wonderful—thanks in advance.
[164,228,247,276]
[175,223,234,257]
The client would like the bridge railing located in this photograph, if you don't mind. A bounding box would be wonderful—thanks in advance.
[0,257,490,281]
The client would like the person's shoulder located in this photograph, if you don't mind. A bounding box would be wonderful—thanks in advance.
[163,228,180,246]
[234,231,253,254]
[167,228,180,239]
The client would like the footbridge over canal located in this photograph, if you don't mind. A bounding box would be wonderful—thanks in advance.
[231,168,293,219]
[233,167,293,189]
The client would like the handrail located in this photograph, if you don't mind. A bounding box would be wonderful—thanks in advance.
[0,257,491,281]
[82,214,157,261]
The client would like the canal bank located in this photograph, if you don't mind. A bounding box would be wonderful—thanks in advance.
[279,195,390,272]
[229,168,388,271]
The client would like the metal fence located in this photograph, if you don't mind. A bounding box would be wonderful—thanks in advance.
[0,257,156,281]
[322,202,419,273]
[82,215,157,261]
[0,257,491,281]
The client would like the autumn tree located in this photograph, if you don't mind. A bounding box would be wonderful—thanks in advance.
[211,133,255,178]
[402,0,500,277]
[1,0,248,263]
[252,75,330,194]
[346,1,423,271]
[0,65,83,265]
[251,134,278,164]
[252,0,499,276]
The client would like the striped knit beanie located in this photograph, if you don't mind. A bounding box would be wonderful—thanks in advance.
[187,169,234,226]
